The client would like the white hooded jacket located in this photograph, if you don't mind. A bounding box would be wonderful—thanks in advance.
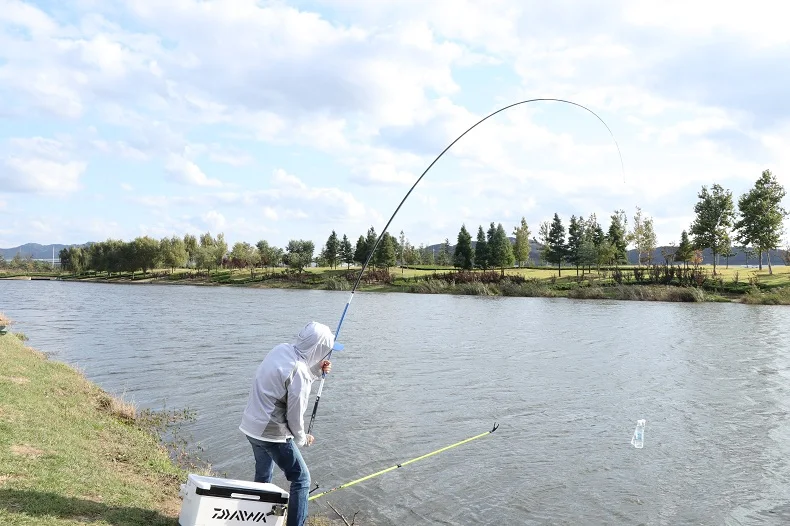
[239,322,335,447]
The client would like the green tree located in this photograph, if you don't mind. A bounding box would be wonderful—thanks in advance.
[340,234,354,269]
[585,214,604,271]
[454,224,475,270]
[420,244,435,265]
[607,209,628,265]
[566,215,584,276]
[374,233,397,269]
[690,183,735,275]
[256,240,271,269]
[512,217,532,267]
[256,240,283,270]
[436,238,451,267]
[734,169,788,274]
[629,207,658,266]
[490,223,515,276]
[106,239,125,275]
[398,231,406,266]
[198,232,217,273]
[160,235,187,273]
[403,243,420,266]
[183,234,198,268]
[642,216,657,265]
[474,226,489,270]
[59,247,86,274]
[676,230,693,268]
[579,238,597,274]
[214,233,228,270]
[546,213,567,276]
[365,227,378,269]
[133,236,160,275]
[284,240,314,274]
[597,239,615,269]
[323,230,340,269]
[11,252,23,270]
[486,222,496,247]
[271,247,284,268]
[230,241,259,277]
[118,241,135,275]
[354,235,367,266]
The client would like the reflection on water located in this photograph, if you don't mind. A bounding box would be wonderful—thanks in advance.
[2,280,789,525]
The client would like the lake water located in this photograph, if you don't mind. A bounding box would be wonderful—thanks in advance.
[2,280,790,525]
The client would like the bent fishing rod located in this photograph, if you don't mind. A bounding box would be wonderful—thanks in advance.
[308,423,500,501]
[307,98,626,435]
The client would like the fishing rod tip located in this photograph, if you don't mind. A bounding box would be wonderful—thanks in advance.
[491,423,499,433]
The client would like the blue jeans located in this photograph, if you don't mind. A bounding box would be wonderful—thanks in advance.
[247,435,310,526]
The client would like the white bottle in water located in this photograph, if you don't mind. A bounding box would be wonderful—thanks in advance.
[631,419,646,449]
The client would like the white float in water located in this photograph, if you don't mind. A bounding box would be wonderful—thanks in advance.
[631,419,646,449]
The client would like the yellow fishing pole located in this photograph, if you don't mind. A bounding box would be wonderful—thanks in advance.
[309,423,499,502]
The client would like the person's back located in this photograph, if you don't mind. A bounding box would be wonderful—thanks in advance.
[239,322,336,526]
[240,343,305,443]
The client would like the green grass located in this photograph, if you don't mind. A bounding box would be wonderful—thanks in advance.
[0,332,185,525]
[0,331,343,526]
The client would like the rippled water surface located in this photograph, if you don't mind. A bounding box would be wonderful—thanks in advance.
[2,280,790,525]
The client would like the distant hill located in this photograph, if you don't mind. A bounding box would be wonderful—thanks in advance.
[0,242,93,260]
[424,240,786,267]
[625,246,786,266]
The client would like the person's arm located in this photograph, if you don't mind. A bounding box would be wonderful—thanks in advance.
[286,367,311,447]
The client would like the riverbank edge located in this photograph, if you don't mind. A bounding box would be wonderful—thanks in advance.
[11,271,790,304]
[0,327,340,525]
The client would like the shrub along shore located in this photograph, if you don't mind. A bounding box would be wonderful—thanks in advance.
[0,325,341,525]
[4,263,790,304]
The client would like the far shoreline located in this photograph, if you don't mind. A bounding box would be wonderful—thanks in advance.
[3,264,789,305]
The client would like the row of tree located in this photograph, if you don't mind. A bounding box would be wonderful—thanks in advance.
[51,169,788,278]
[685,170,787,274]
[0,253,55,272]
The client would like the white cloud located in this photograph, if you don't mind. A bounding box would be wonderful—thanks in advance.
[92,140,149,161]
[1,157,86,193]
[263,207,278,221]
[165,154,222,187]
[208,151,253,167]
[272,169,307,190]
[120,182,133,191]
[202,210,226,231]
[3,0,790,248]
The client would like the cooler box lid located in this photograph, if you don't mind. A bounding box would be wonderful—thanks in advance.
[187,474,289,504]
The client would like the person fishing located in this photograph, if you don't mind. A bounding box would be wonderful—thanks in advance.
[239,321,338,526]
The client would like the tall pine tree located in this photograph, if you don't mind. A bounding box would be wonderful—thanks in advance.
[607,209,628,265]
[546,213,567,276]
[491,223,515,276]
[454,224,474,270]
[340,234,354,269]
[566,215,584,276]
[475,225,489,270]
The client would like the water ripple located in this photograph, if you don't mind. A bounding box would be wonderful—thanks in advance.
[2,280,790,525]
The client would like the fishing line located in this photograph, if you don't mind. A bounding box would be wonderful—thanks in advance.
[308,423,499,502]
[307,98,626,435]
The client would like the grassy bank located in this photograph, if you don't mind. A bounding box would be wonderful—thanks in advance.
[0,329,341,525]
[4,264,790,304]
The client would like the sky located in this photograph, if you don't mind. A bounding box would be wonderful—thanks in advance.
[1,0,789,251]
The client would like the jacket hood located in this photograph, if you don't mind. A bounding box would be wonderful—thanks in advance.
[292,321,335,371]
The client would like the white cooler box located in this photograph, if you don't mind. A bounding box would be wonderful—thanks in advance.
[179,474,289,526]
